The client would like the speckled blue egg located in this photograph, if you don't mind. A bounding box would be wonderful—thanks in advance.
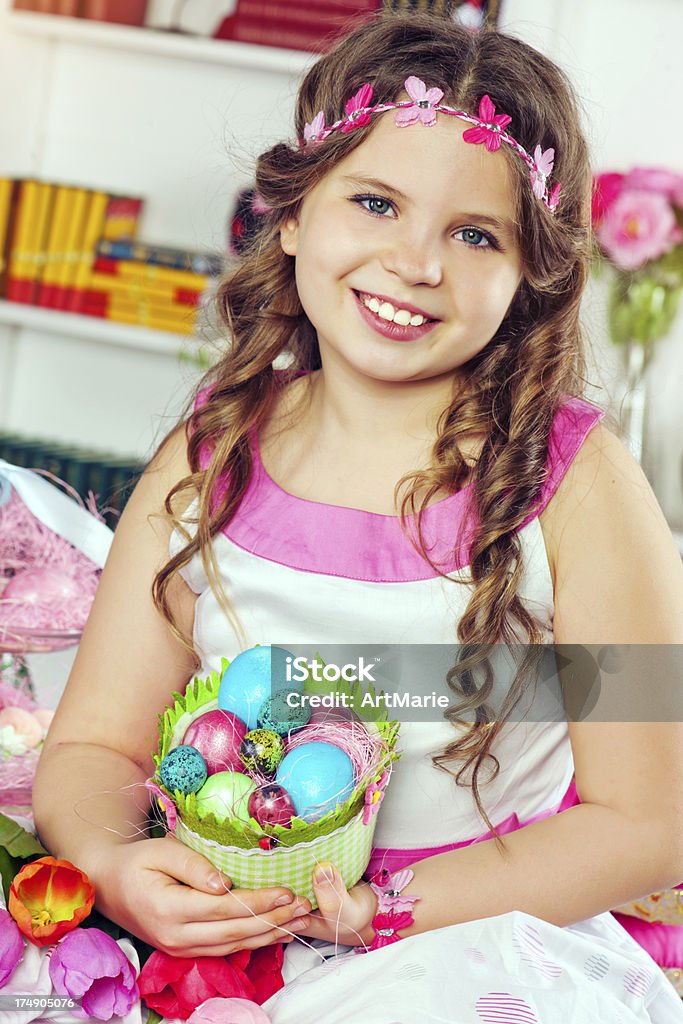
[257,691,311,736]
[276,742,355,823]
[218,646,300,730]
[160,745,208,795]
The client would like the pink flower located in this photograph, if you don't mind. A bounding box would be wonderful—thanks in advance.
[49,928,138,1021]
[340,83,374,133]
[394,76,444,128]
[145,778,177,831]
[0,908,24,986]
[188,997,271,1023]
[592,172,625,225]
[462,95,512,152]
[596,188,682,271]
[369,909,415,948]
[362,771,389,825]
[303,111,326,144]
[548,182,562,212]
[625,167,683,206]
[531,145,555,200]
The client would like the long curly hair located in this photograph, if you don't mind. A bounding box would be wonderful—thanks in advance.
[153,12,595,837]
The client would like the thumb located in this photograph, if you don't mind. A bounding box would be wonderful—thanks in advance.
[158,837,233,894]
[313,862,344,914]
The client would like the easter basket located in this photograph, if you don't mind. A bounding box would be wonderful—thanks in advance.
[152,658,400,905]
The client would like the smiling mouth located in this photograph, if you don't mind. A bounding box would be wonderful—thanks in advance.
[354,291,437,327]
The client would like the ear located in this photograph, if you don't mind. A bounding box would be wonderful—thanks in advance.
[280,217,299,256]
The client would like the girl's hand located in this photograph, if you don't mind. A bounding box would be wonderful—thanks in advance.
[90,835,313,957]
[295,862,377,947]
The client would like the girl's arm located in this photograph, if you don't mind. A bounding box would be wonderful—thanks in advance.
[302,423,683,942]
[33,425,312,955]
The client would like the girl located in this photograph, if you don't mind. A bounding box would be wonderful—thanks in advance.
[33,13,683,1023]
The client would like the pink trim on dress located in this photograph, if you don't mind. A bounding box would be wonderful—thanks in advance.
[193,386,605,583]
[366,778,581,876]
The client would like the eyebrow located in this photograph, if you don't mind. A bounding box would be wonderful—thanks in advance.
[341,174,515,233]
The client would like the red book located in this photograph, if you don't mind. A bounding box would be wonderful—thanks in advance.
[81,0,147,25]
[222,0,380,50]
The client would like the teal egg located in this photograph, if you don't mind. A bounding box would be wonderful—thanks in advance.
[257,692,311,736]
[240,729,285,776]
[276,742,355,823]
[160,745,207,795]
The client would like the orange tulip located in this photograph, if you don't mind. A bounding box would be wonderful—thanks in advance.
[8,856,94,947]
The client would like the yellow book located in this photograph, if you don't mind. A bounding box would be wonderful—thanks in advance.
[105,260,209,291]
[55,187,90,309]
[87,271,201,304]
[0,179,14,290]
[107,307,195,335]
[107,295,197,321]
[8,180,44,304]
[38,185,76,306]
[26,182,55,304]
[69,190,109,312]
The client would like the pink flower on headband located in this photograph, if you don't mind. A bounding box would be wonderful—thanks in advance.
[548,182,561,212]
[395,76,444,128]
[462,95,512,152]
[341,83,374,133]
[145,778,177,831]
[531,145,555,199]
[304,110,326,143]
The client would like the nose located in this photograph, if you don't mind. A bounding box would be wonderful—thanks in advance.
[380,225,443,288]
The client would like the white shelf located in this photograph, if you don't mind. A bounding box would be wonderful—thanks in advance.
[6,9,314,75]
[0,299,196,357]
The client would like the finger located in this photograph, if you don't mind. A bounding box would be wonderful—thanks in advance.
[172,914,312,953]
[164,883,311,924]
[312,862,346,920]
[152,836,234,895]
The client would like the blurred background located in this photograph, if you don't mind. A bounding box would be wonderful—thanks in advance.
[0,0,681,545]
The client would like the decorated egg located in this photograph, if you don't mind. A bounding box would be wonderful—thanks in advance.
[3,567,82,606]
[218,646,299,730]
[195,771,256,823]
[248,783,296,828]
[182,709,247,775]
[239,729,285,776]
[276,742,355,823]
[160,745,208,795]
[257,691,311,736]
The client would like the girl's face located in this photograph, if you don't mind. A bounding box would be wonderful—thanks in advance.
[280,111,524,386]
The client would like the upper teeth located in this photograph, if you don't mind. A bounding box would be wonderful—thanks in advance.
[362,294,428,326]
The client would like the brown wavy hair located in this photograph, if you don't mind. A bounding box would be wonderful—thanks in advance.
[153,12,595,838]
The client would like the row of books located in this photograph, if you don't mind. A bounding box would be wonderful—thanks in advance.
[0,179,223,335]
[0,432,143,528]
[217,0,382,53]
[12,1,148,26]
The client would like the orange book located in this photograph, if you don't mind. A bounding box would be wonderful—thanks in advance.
[7,179,41,303]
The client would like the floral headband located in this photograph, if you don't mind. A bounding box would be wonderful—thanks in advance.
[301,76,561,213]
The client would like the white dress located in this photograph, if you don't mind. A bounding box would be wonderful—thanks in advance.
[173,396,683,1023]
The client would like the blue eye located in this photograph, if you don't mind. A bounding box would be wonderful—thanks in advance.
[352,195,395,217]
[456,227,494,249]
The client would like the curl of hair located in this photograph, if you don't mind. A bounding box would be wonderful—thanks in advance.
[153,12,595,843]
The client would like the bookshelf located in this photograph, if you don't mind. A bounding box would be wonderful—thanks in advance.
[7,10,314,75]
[0,0,308,458]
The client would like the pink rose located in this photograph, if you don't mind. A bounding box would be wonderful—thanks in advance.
[624,167,683,206]
[595,188,682,270]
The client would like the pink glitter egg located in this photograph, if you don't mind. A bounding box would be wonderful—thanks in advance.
[3,567,82,606]
[182,709,247,775]
[248,783,296,828]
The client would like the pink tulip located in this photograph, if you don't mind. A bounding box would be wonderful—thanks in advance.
[49,927,138,1020]
[188,997,271,1023]
[595,188,682,270]
[625,166,683,205]
[0,908,25,986]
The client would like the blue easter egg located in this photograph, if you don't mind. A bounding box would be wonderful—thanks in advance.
[218,646,299,731]
[276,742,355,823]
[160,745,207,795]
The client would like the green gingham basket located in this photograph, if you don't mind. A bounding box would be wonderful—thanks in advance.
[153,663,400,906]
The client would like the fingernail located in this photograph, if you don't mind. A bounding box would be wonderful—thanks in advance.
[289,919,307,931]
[293,905,309,917]
[275,894,293,907]
[315,865,334,884]
[208,873,225,892]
